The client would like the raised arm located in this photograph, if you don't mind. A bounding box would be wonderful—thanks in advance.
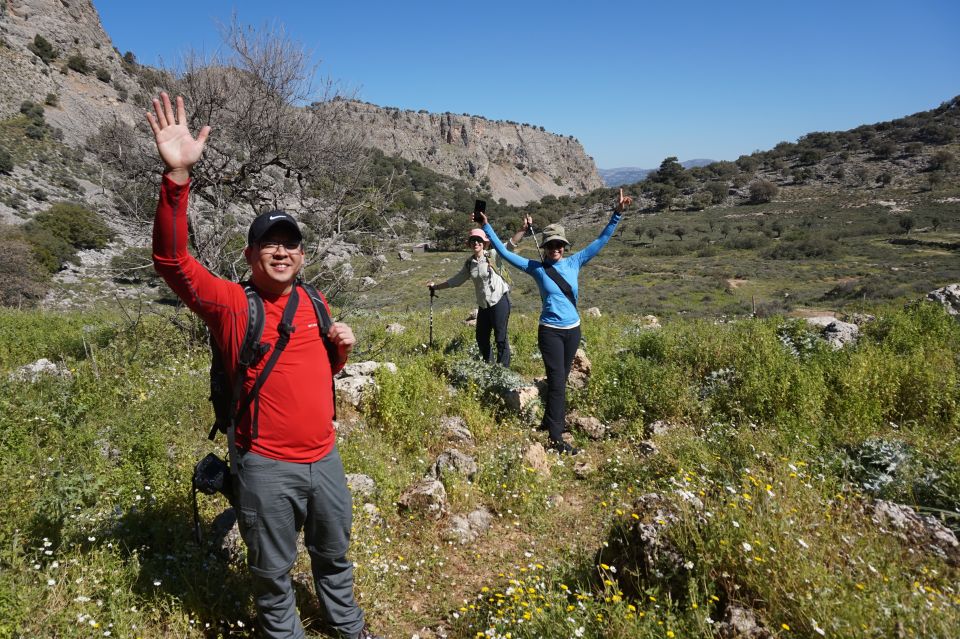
[572,188,632,267]
[506,215,532,249]
[148,93,234,318]
[475,212,531,271]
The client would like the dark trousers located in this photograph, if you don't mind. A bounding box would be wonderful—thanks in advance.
[538,324,581,443]
[476,294,511,367]
[235,447,364,639]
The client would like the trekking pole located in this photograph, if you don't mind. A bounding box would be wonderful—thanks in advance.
[527,219,544,261]
[429,286,436,347]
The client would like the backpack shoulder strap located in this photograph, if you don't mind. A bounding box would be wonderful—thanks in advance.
[543,264,577,308]
[208,283,267,441]
[301,281,338,365]
[301,281,340,419]
[238,283,266,366]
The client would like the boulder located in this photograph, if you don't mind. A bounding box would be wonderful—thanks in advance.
[361,503,383,527]
[11,358,72,383]
[361,276,377,288]
[804,316,859,349]
[567,348,592,390]
[442,506,494,544]
[338,361,398,377]
[386,323,406,335]
[398,250,413,261]
[872,499,960,566]
[927,284,960,316]
[573,460,594,479]
[440,416,474,444]
[503,384,541,413]
[522,442,551,476]
[430,449,478,481]
[584,306,601,318]
[715,605,774,639]
[335,375,375,408]
[345,473,377,498]
[210,508,242,565]
[398,479,448,519]
[638,314,661,329]
[645,420,675,437]
[568,412,607,440]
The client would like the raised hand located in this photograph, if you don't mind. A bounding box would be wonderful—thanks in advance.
[614,188,633,213]
[145,92,210,185]
[474,211,488,226]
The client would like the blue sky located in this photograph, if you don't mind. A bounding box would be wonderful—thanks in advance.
[94,0,959,169]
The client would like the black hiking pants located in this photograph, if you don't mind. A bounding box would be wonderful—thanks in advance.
[538,323,581,443]
[476,294,511,367]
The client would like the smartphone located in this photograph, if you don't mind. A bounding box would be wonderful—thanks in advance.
[473,199,487,223]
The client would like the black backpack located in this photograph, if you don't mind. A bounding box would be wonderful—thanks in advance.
[193,280,338,543]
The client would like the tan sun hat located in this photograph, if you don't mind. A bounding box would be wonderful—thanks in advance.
[540,223,569,247]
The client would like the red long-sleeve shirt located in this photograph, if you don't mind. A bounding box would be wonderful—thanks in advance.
[152,175,339,463]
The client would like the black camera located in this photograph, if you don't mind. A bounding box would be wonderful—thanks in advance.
[192,452,232,496]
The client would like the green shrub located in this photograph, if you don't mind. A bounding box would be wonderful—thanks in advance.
[19,100,44,122]
[706,181,728,204]
[748,179,778,204]
[32,203,113,250]
[66,53,89,74]
[27,34,57,63]
[43,92,58,107]
[24,203,114,273]
[0,147,13,175]
[723,233,770,251]
[0,225,48,307]
[364,360,448,454]
[763,236,838,260]
[24,124,45,140]
[95,67,111,83]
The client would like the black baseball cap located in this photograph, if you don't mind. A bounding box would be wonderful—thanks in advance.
[247,210,303,246]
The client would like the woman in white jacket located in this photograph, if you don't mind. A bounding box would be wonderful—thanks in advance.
[428,221,530,367]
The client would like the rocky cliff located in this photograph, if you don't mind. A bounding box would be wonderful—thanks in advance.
[326,100,604,205]
[0,0,141,145]
[0,0,604,208]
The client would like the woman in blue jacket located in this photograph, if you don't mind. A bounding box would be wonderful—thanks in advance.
[477,189,632,455]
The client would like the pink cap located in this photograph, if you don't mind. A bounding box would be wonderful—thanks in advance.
[467,228,489,243]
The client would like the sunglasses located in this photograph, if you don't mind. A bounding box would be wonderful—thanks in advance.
[467,238,484,245]
[544,242,566,250]
[259,240,302,252]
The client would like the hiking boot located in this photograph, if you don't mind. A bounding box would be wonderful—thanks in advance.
[550,440,581,456]
[355,625,385,639]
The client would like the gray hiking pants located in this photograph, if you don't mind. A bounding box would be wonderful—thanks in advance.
[235,447,364,639]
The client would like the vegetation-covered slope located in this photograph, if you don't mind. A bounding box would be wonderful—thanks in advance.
[1,300,958,638]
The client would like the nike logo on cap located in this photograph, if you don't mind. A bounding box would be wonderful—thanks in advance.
[269,214,287,221]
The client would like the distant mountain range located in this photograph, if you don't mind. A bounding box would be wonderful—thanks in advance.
[599,159,716,187]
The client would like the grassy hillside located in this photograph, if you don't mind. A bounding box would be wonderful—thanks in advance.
[346,178,960,323]
[1,299,958,638]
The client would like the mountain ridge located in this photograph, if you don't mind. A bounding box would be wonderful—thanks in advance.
[599,159,715,187]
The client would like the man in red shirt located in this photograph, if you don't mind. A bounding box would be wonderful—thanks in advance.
[148,92,379,639]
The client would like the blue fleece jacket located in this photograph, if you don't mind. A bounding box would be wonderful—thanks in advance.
[483,211,621,327]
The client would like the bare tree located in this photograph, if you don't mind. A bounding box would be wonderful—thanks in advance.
[91,18,398,302]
